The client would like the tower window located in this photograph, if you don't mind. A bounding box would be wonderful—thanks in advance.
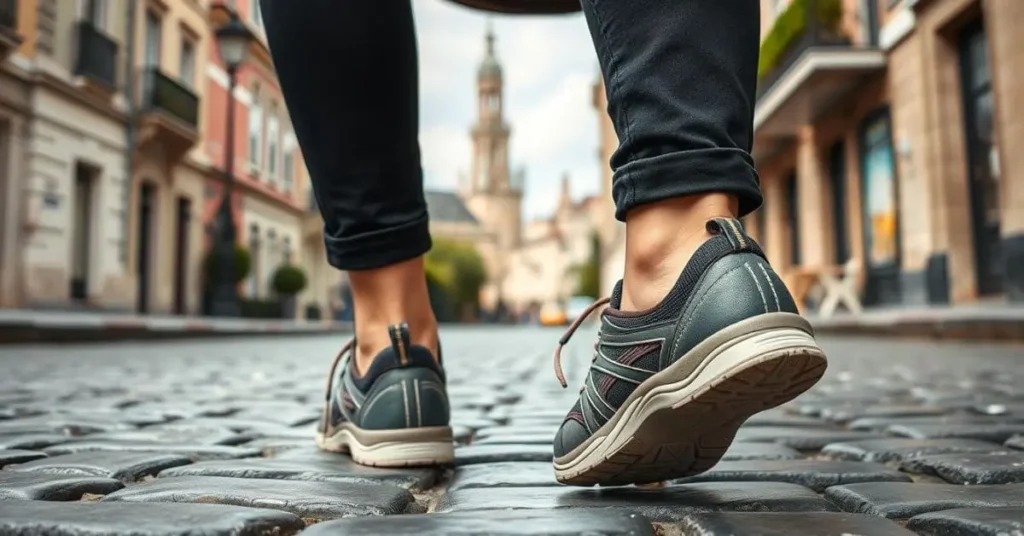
[488,94,499,112]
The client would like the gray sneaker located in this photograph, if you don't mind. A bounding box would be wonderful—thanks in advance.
[317,323,454,467]
[552,217,827,486]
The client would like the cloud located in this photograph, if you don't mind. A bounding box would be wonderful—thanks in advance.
[421,124,470,190]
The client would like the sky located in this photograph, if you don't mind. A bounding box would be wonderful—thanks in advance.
[412,1,604,221]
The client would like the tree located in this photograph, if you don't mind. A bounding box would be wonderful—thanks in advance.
[572,231,602,299]
[425,239,487,320]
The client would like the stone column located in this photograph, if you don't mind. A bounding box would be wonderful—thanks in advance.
[796,126,830,268]
[763,170,788,269]
[983,0,1024,301]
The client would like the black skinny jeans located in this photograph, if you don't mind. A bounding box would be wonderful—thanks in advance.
[260,0,762,271]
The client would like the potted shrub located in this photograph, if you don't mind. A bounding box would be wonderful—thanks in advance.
[271,264,308,319]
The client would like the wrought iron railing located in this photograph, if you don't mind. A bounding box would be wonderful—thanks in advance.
[74,21,118,89]
[140,67,199,128]
[756,0,851,99]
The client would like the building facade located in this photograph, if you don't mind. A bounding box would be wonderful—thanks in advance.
[0,0,337,318]
[753,0,1023,307]
[129,0,209,315]
[598,0,1024,309]
[206,0,341,320]
[0,0,134,310]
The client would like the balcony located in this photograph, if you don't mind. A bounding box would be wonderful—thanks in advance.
[74,21,118,92]
[0,0,22,61]
[753,0,886,144]
[136,67,200,163]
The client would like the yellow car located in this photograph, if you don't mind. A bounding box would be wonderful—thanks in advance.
[539,303,567,326]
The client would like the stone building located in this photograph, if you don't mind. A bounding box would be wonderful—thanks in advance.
[130,0,210,315]
[598,0,1024,309]
[0,0,134,310]
[0,0,337,318]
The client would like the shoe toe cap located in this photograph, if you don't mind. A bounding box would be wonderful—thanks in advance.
[553,418,589,458]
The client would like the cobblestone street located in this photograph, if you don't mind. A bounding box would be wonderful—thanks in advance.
[1,327,1024,535]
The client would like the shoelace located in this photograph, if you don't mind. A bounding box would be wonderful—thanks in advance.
[320,338,354,434]
[552,296,611,388]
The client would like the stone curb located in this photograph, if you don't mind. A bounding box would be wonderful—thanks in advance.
[810,316,1024,342]
[0,313,352,344]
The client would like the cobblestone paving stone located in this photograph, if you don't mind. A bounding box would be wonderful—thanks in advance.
[1,328,1024,534]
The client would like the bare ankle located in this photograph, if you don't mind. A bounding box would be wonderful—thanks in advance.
[349,257,439,374]
[620,194,738,311]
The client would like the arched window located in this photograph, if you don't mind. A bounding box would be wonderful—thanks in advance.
[267,101,280,183]
[248,85,263,170]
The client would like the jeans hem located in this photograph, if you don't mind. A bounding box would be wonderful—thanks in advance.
[324,214,432,271]
[612,147,763,221]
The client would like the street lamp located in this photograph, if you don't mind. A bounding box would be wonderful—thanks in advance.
[209,11,253,317]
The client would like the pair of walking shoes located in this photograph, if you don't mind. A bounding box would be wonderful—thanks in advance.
[316,217,828,485]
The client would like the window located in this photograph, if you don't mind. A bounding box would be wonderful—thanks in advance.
[267,104,280,182]
[179,38,196,88]
[282,237,292,264]
[144,11,162,67]
[253,0,264,30]
[81,0,106,29]
[248,86,263,170]
[282,131,295,193]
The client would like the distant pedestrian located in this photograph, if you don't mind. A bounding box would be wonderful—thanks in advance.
[260,0,827,486]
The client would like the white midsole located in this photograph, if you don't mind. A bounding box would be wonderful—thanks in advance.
[553,327,823,474]
[318,428,455,465]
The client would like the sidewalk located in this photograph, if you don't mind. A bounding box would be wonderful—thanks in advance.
[808,303,1024,342]
[0,308,351,344]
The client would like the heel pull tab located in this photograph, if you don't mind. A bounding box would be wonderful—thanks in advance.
[706,217,749,251]
[388,323,410,366]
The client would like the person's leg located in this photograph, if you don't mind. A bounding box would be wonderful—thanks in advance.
[259,0,437,374]
[552,0,827,485]
[260,0,452,467]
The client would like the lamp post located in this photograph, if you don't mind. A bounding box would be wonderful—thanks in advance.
[209,11,253,317]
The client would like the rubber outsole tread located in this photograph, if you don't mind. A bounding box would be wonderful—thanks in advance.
[556,347,827,486]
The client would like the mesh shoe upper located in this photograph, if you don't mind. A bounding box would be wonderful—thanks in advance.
[553,217,798,458]
[321,323,449,434]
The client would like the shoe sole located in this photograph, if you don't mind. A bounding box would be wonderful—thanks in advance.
[553,313,827,486]
[316,424,454,467]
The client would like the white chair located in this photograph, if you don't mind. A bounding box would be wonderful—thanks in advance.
[817,258,863,318]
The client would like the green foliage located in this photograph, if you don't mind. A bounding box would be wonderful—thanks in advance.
[758,0,843,79]
[573,232,602,299]
[271,264,308,295]
[203,245,252,285]
[426,239,487,319]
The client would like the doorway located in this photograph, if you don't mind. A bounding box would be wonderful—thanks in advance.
[958,20,1002,296]
[136,183,155,313]
[859,109,902,305]
[71,163,96,301]
[828,141,850,264]
[173,196,191,315]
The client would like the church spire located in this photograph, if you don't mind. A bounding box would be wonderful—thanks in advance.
[477,21,502,82]
[485,19,495,56]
